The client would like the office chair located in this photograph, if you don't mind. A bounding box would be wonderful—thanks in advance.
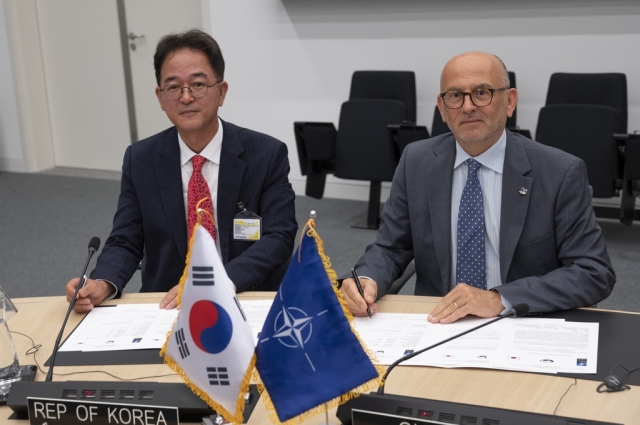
[537,104,619,198]
[545,73,627,133]
[295,71,420,229]
[386,262,416,295]
[535,72,638,224]
[619,133,640,224]
[431,71,519,138]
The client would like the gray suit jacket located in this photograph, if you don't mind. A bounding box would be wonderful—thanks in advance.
[355,130,615,313]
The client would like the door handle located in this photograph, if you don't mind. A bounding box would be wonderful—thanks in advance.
[128,32,145,51]
[128,32,145,41]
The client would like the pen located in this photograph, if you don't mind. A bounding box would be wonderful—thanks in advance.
[351,268,372,318]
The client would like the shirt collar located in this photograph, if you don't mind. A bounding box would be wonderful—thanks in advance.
[453,129,506,174]
[179,117,223,167]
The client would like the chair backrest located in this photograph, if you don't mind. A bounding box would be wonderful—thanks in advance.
[506,71,516,129]
[535,104,619,198]
[334,99,406,182]
[349,71,417,123]
[431,71,517,137]
[545,73,627,133]
[431,106,451,138]
[386,261,416,295]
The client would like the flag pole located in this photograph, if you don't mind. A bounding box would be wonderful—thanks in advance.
[317,403,328,425]
[254,207,383,425]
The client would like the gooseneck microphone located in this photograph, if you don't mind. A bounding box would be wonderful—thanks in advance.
[377,303,530,395]
[45,237,101,382]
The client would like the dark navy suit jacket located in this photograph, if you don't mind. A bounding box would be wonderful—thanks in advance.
[91,120,298,295]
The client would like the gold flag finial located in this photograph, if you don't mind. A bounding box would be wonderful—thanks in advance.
[195,197,215,225]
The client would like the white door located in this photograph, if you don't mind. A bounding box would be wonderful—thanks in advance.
[34,0,206,171]
[124,0,206,141]
[36,0,131,171]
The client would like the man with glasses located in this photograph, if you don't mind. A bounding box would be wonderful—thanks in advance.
[65,30,297,312]
[342,52,615,323]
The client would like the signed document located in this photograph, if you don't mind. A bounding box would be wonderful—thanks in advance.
[59,304,179,352]
[353,315,598,374]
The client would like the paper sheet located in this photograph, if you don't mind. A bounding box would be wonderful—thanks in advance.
[58,300,599,374]
[355,314,598,374]
[59,304,179,352]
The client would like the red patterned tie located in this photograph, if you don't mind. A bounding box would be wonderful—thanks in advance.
[187,155,216,241]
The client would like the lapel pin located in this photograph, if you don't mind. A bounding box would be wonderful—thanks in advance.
[519,187,528,195]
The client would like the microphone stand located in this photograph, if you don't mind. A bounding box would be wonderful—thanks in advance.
[45,239,99,382]
[377,304,529,395]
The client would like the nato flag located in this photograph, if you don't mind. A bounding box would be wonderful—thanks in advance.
[256,232,379,422]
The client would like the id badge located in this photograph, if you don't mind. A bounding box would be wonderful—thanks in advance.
[234,203,261,241]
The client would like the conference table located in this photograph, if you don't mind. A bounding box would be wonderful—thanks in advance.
[2,293,639,424]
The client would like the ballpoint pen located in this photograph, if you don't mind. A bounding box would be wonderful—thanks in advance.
[351,268,372,318]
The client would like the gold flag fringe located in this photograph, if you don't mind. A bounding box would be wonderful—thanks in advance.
[164,353,256,424]
[159,220,198,358]
[160,221,253,424]
[256,218,385,425]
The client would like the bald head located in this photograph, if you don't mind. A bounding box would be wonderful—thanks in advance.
[440,52,509,92]
[436,51,517,156]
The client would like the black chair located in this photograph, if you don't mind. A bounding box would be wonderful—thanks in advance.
[537,104,619,198]
[545,73,627,134]
[295,71,420,229]
[617,133,640,224]
[387,123,430,158]
[293,122,337,199]
[386,262,416,295]
[431,71,519,138]
[430,106,451,138]
[535,72,639,224]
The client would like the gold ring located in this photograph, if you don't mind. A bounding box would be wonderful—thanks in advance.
[453,301,459,310]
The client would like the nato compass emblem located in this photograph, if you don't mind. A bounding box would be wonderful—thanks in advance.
[260,291,328,371]
[273,306,314,348]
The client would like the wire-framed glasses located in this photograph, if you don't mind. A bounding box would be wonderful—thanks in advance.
[440,86,509,109]
[161,80,221,100]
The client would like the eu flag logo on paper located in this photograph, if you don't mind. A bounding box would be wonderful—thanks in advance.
[256,219,381,424]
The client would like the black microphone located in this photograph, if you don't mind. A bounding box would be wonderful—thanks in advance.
[45,237,101,382]
[377,303,529,395]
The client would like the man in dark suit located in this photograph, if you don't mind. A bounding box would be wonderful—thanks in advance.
[341,52,615,323]
[66,30,297,312]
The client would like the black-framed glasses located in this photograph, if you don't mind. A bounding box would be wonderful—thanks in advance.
[161,80,221,100]
[440,86,509,109]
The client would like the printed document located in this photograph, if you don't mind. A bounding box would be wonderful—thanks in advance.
[58,301,599,374]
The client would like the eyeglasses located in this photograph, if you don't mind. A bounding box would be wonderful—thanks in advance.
[161,80,221,100]
[440,86,509,109]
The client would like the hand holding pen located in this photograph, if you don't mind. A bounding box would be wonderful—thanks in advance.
[351,268,372,318]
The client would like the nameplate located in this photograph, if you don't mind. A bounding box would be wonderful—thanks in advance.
[27,397,179,425]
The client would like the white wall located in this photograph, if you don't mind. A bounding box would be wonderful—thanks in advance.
[0,0,210,173]
[0,0,24,172]
[209,0,640,200]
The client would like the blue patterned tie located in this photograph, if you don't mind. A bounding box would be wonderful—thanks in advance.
[456,158,486,290]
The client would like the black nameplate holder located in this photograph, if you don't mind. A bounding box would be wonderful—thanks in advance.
[27,397,178,425]
[353,408,448,425]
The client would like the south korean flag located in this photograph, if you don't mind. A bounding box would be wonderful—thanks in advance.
[162,223,255,423]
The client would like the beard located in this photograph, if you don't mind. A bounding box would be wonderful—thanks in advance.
[447,104,509,149]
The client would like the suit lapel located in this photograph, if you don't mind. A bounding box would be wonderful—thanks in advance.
[217,120,246,263]
[426,137,455,293]
[155,127,188,259]
[499,132,533,283]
